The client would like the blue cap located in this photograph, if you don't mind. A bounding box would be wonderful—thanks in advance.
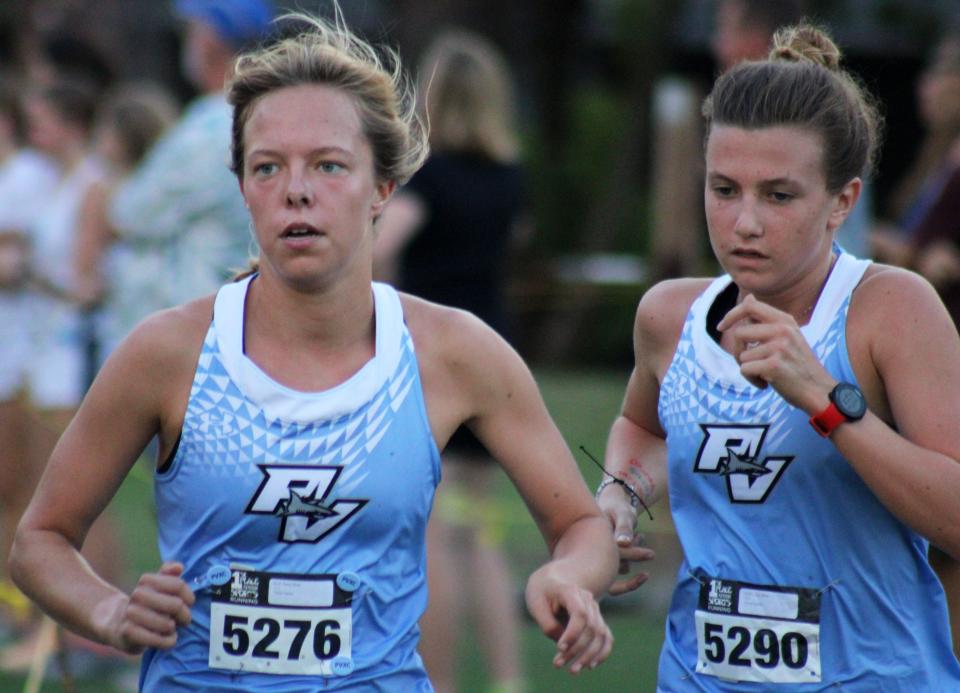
[174,0,276,49]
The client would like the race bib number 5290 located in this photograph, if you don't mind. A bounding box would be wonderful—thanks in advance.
[694,576,822,684]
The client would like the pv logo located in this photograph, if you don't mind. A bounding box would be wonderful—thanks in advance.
[245,464,367,543]
[693,424,793,503]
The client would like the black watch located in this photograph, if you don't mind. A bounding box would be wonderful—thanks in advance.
[809,382,866,437]
[831,382,867,420]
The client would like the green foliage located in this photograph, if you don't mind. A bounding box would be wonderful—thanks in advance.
[462,368,670,691]
[526,85,644,256]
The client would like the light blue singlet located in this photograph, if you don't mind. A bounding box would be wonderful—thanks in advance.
[140,277,440,691]
[656,252,960,691]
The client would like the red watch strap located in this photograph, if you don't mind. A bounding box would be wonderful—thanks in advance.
[809,402,846,437]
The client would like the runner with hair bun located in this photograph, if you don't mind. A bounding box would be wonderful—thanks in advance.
[600,23,960,690]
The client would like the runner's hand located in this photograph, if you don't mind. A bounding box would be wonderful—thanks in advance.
[525,565,614,674]
[718,294,835,411]
[596,483,655,596]
[102,561,195,654]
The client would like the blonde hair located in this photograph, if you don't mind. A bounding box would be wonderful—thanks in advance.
[419,30,518,163]
[227,8,429,185]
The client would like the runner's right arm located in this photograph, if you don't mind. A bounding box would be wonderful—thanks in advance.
[9,301,209,651]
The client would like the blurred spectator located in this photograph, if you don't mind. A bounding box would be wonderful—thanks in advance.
[885,34,960,658]
[22,79,105,409]
[374,29,528,693]
[104,0,276,352]
[648,0,808,282]
[911,146,960,324]
[72,83,180,359]
[871,32,960,269]
[0,76,120,672]
[26,31,116,97]
[0,74,58,631]
[711,0,807,72]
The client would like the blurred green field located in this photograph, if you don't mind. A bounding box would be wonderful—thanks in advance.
[0,368,678,692]
[470,367,677,693]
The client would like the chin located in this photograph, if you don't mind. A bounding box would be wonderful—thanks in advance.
[724,268,768,292]
[260,260,324,291]
[287,267,336,290]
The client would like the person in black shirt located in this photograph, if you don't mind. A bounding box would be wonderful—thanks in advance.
[375,29,529,693]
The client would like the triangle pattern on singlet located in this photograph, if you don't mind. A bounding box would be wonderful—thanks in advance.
[178,329,419,482]
[660,294,853,433]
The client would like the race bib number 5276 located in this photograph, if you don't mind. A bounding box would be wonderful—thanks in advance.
[208,569,355,676]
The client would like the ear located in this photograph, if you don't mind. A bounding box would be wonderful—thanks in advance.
[826,177,862,233]
[370,179,397,219]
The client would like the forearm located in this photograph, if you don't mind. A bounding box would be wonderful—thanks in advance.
[10,528,128,646]
[74,223,111,277]
[833,413,960,557]
[604,414,668,508]
[541,515,619,598]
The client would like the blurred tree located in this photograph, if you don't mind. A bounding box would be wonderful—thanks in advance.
[533,0,677,362]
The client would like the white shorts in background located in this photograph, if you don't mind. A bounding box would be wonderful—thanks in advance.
[25,296,87,410]
[0,292,30,401]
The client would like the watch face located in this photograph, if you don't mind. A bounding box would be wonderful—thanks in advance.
[832,383,866,420]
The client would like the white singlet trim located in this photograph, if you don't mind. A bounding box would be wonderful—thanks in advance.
[689,252,871,387]
[212,277,405,423]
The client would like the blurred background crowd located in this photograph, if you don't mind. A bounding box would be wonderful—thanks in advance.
[0,0,958,691]
[0,0,958,390]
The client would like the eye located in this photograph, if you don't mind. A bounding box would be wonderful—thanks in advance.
[318,161,344,174]
[252,162,278,176]
[769,191,794,203]
[711,185,735,198]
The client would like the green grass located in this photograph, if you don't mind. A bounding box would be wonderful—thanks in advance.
[0,675,130,692]
[2,368,677,692]
[448,609,664,693]
[448,368,676,692]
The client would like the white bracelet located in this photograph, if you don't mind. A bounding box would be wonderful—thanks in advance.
[595,477,641,511]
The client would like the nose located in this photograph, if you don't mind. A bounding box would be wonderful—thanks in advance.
[285,173,314,208]
[733,198,762,238]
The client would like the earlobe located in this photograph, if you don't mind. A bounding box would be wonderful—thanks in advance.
[370,180,397,217]
[828,177,862,232]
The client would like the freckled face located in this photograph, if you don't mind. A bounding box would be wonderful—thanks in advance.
[704,125,851,300]
[239,83,393,289]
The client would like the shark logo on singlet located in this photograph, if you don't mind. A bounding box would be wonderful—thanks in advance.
[245,464,368,543]
[693,424,793,503]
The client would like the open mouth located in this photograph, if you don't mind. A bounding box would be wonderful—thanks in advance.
[732,249,767,259]
[282,224,322,238]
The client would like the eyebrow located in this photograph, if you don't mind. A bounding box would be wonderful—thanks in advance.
[247,146,354,159]
[707,172,799,187]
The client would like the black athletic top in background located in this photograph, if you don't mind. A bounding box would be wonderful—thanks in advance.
[398,151,525,340]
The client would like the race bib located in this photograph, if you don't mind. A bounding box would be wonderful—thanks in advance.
[208,568,358,676]
[694,576,822,684]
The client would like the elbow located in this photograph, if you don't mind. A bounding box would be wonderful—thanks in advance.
[7,522,51,595]
[7,527,30,593]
